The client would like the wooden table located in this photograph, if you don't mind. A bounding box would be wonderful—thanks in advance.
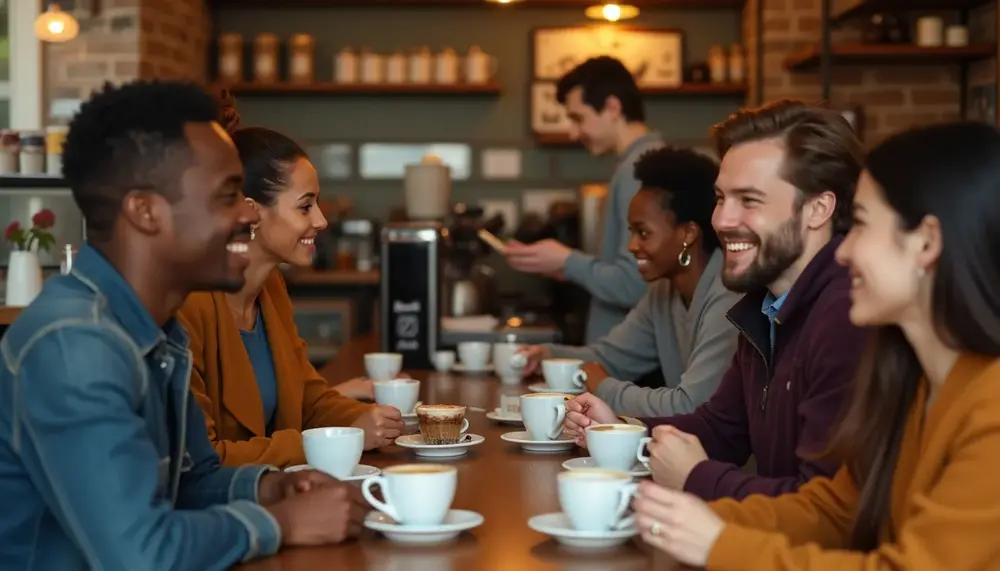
[235,335,684,571]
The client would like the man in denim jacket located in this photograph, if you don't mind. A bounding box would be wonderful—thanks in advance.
[0,81,368,570]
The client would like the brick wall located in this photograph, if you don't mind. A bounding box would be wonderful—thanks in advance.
[43,0,209,122]
[745,0,997,145]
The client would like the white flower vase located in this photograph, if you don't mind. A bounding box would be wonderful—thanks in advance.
[5,251,43,307]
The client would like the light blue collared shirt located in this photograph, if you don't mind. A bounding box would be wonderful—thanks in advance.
[761,289,789,355]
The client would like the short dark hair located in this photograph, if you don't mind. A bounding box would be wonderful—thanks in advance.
[633,147,721,254]
[711,99,863,234]
[213,92,308,206]
[62,80,220,242]
[555,56,645,122]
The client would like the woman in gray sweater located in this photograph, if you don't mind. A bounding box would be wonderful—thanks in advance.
[519,147,741,418]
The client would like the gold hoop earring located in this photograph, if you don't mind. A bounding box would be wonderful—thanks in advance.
[250,224,257,241]
[677,242,692,267]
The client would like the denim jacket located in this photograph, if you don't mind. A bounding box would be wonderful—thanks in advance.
[0,245,282,570]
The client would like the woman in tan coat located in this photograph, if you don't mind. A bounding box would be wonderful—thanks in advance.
[178,96,403,468]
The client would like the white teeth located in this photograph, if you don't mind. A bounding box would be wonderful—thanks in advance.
[636,259,649,267]
[226,242,248,254]
[726,242,755,252]
[300,238,314,245]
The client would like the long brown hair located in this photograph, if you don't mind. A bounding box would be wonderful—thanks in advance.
[825,122,1000,550]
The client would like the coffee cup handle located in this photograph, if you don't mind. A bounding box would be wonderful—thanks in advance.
[412,401,423,412]
[460,418,470,434]
[636,436,653,468]
[361,475,400,522]
[548,404,567,440]
[572,369,587,388]
[612,482,640,530]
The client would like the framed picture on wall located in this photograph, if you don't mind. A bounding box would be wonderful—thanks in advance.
[530,82,573,136]
[532,26,684,88]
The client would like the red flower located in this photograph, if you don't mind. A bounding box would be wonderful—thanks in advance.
[4,221,21,242]
[32,209,56,230]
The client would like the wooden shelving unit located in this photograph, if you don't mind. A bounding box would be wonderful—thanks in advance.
[211,82,502,96]
[638,83,748,96]
[831,0,994,27]
[784,43,995,71]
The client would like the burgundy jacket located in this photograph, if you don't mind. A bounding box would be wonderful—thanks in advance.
[643,236,866,500]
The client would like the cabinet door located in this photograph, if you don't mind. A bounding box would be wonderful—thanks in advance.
[291,299,354,365]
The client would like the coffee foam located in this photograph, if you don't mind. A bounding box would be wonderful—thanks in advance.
[385,463,455,475]
[544,358,583,364]
[416,404,466,418]
[522,393,570,399]
[588,424,644,432]
[560,468,632,480]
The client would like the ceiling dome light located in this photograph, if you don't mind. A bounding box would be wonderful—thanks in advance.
[34,3,79,43]
[585,3,639,22]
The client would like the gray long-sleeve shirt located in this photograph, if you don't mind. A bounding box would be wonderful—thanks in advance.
[551,250,741,418]
[563,132,663,343]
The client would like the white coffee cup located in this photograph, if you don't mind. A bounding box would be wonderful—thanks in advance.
[499,394,521,416]
[432,350,455,372]
[362,463,457,526]
[373,378,421,414]
[457,341,490,370]
[558,468,638,531]
[520,393,569,441]
[302,426,365,480]
[365,352,403,381]
[542,358,586,391]
[493,342,524,384]
[586,424,651,472]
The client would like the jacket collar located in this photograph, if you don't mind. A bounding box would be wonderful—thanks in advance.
[727,235,846,338]
[71,243,187,355]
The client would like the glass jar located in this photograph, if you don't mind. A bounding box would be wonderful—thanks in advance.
[253,33,279,84]
[218,33,244,83]
[708,45,727,84]
[288,33,315,84]
[60,244,77,275]
[19,132,45,175]
[728,43,746,84]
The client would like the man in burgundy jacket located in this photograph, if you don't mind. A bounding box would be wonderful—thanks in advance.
[563,100,867,501]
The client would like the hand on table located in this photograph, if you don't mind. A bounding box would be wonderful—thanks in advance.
[516,345,552,377]
[257,468,342,506]
[562,393,619,447]
[633,480,724,567]
[266,481,370,546]
[502,239,572,275]
[352,405,405,449]
[649,425,708,490]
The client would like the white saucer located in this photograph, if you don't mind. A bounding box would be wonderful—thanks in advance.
[528,512,637,549]
[485,409,523,424]
[500,430,575,453]
[562,456,651,478]
[283,464,381,481]
[365,509,484,544]
[394,433,485,458]
[453,363,494,374]
[528,382,585,395]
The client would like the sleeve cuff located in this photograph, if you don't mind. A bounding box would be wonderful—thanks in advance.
[682,459,729,499]
[220,501,283,562]
[229,464,278,504]
[563,250,593,284]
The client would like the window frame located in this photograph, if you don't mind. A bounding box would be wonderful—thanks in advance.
[7,0,43,130]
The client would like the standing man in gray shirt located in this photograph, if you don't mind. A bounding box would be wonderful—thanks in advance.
[504,56,661,342]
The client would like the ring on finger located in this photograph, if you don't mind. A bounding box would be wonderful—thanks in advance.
[649,521,662,537]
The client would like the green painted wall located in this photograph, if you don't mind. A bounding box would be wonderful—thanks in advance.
[214,5,745,219]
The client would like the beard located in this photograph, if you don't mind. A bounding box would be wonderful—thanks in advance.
[720,208,805,293]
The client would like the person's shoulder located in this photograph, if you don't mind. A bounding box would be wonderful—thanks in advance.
[3,276,115,353]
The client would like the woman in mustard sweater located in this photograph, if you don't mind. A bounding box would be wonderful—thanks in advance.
[177,96,404,468]
[632,122,1000,569]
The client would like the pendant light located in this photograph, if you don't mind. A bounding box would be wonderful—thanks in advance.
[585,3,640,22]
[34,3,80,43]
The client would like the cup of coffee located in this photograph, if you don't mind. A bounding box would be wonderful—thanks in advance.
[362,464,457,526]
[415,404,470,444]
[586,424,651,472]
[373,378,421,414]
[492,342,524,384]
[499,394,521,416]
[558,468,638,532]
[302,426,365,479]
[520,393,569,441]
[457,341,490,370]
[365,352,403,381]
[432,350,455,372]
[542,358,586,391]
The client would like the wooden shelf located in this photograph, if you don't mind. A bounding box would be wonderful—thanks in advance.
[208,0,744,7]
[283,269,381,286]
[785,43,995,71]
[832,0,994,27]
[641,82,748,96]
[211,82,502,96]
